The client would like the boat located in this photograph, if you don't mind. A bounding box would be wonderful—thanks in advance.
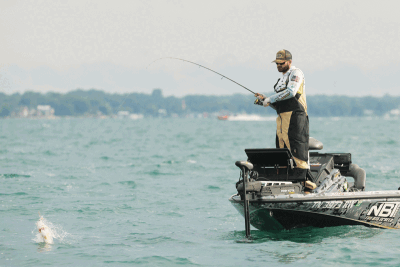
[217,115,229,120]
[217,114,275,121]
[230,137,400,233]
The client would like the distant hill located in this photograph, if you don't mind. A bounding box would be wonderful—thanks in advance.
[0,89,399,117]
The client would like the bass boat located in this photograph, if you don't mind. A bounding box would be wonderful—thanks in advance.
[230,137,400,234]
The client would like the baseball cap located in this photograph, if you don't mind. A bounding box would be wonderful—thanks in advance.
[272,50,292,63]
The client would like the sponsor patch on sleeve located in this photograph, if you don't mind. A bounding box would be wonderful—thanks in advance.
[291,75,300,82]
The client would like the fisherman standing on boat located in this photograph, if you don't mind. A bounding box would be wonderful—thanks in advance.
[255,49,309,179]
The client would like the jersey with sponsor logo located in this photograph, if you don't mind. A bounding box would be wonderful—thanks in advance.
[269,66,306,113]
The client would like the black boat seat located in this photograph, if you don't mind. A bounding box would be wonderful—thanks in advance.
[235,161,254,171]
[309,137,323,150]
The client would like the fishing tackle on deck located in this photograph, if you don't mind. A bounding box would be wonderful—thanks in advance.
[147,57,256,95]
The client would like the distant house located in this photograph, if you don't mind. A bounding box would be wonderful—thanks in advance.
[21,106,29,118]
[130,114,144,120]
[37,105,55,117]
[117,111,130,118]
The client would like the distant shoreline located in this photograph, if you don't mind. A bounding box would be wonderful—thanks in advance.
[1,89,399,118]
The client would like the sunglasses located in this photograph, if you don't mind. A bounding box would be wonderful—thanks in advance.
[276,62,286,66]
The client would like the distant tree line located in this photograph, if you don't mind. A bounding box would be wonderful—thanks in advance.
[0,88,399,117]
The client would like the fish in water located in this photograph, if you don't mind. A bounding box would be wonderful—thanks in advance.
[36,215,54,244]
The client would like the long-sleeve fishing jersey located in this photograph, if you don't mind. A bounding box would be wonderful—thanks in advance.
[266,65,309,169]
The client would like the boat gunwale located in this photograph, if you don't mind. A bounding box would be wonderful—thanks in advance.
[229,191,400,203]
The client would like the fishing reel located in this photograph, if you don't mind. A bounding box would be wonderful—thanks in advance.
[254,98,264,106]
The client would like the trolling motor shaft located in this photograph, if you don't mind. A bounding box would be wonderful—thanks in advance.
[242,167,251,238]
[235,161,252,238]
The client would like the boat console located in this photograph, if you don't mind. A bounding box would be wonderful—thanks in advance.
[244,148,299,181]
[235,138,365,198]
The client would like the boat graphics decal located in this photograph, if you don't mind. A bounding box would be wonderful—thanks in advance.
[261,200,400,229]
[230,196,400,230]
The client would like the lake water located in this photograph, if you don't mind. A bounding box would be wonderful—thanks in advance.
[1,117,400,266]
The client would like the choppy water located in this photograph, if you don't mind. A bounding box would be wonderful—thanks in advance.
[1,117,400,266]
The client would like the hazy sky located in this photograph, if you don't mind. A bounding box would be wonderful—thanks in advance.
[1,0,399,96]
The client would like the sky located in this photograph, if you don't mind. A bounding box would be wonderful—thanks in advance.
[0,0,400,97]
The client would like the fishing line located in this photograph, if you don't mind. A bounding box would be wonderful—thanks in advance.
[147,57,256,95]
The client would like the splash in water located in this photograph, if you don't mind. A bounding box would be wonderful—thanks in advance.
[34,214,68,244]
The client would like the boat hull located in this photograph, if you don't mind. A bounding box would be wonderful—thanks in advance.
[230,192,400,230]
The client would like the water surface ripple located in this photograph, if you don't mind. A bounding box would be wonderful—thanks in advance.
[1,117,400,266]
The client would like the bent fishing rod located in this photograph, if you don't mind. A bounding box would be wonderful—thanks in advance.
[147,57,256,95]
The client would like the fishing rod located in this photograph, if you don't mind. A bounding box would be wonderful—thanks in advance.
[147,57,256,95]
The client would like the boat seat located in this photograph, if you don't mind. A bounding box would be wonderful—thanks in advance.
[309,137,323,150]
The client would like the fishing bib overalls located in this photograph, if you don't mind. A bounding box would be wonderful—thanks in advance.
[269,66,309,170]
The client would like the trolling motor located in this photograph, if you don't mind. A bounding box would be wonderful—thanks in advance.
[235,161,253,239]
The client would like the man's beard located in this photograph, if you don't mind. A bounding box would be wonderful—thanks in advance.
[278,64,290,73]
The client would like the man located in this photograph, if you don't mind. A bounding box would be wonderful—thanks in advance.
[255,49,309,179]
